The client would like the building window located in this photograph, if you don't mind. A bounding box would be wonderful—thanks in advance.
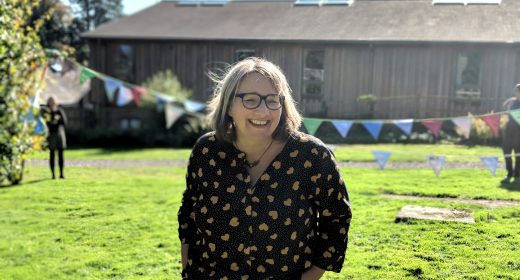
[120,118,141,130]
[302,49,324,97]
[235,49,255,61]
[114,44,135,83]
[456,51,481,92]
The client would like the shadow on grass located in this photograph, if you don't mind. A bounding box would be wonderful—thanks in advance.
[499,181,520,192]
[0,178,50,189]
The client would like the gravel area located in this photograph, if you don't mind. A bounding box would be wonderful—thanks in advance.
[28,159,504,169]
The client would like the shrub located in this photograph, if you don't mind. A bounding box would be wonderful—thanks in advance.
[0,0,47,185]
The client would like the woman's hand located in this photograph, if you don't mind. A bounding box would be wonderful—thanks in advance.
[181,244,189,269]
[301,265,325,280]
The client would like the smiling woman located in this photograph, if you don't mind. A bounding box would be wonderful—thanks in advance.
[177,57,353,279]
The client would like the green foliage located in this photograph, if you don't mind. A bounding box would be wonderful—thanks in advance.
[0,0,47,185]
[143,69,192,102]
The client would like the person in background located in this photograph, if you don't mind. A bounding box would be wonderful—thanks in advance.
[501,84,520,183]
[177,57,352,279]
[42,96,67,179]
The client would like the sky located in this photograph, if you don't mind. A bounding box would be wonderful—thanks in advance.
[61,0,161,16]
[123,0,161,15]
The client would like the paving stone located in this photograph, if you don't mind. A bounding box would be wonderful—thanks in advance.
[395,205,475,224]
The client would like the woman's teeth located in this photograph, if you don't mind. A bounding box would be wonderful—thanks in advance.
[250,120,268,125]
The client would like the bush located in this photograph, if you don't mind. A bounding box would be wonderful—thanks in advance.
[143,69,191,103]
[0,0,47,185]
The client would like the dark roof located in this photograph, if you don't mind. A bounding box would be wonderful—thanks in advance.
[83,0,520,43]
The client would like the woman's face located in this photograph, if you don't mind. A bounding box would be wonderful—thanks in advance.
[228,72,282,144]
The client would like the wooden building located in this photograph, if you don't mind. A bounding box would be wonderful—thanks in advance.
[83,0,520,121]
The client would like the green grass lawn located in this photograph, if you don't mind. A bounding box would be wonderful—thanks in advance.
[29,143,503,163]
[2,146,519,279]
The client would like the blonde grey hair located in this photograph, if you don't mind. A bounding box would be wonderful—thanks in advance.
[207,57,301,143]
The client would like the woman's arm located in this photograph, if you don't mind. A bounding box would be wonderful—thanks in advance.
[301,265,325,280]
[181,244,190,269]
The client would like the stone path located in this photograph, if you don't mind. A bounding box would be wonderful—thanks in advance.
[383,194,520,209]
[27,159,503,169]
[395,205,475,224]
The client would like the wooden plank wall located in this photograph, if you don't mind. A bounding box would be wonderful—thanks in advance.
[89,40,520,121]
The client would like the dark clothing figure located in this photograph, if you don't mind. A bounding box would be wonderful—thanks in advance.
[178,132,352,279]
[503,98,520,181]
[42,106,67,179]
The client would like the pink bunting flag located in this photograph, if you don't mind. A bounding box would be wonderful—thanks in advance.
[131,87,148,106]
[480,114,501,137]
[421,120,443,138]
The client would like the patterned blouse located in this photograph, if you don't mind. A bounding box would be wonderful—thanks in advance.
[178,131,352,279]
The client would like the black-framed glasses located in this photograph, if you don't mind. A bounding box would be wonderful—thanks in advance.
[235,92,284,110]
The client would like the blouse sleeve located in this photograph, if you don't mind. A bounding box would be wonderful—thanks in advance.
[177,150,200,246]
[311,147,352,272]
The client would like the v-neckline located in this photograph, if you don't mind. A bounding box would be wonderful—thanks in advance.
[247,136,293,188]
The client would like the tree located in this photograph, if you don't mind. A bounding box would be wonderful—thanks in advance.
[68,0,124,63]
[143,69,192,102]
[30,0,75,55]
[0,0,47,185]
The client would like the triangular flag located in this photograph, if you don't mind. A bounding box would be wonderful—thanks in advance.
[79,67,97,85]
[452,117,472,139]
[371,150,392,170]
[155,94,175,112]
[331,120,353,138]
[131,87,147,106]
[185,100,206,112]
[103,78,121,103]
[421,120,443,138]
[427,155,446,177]
[361,121,384,140]
[303,118,323,135]
[480,114,501,137]
[34,117,45,135]
[165,103,185,129]
[116,85,133,107]
[510,109,520,125]
[392,119,414,136]
[480,156,498,176]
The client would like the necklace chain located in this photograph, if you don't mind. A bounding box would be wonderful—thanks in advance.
[240,139,274,168]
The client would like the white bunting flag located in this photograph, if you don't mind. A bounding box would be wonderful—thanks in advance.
[165,103,185,129]
[452,117,472,139]
[427,155,446,177]
[116,85,133,107]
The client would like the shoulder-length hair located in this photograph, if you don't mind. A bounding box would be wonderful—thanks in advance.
[207,57,301,143]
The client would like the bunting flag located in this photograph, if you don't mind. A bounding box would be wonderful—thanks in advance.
[427,155,446,177]
[421,120,443,138]
[116,85,133,107]
[185,100,207,112]
[392,119,414,136]
[79,67,97,85]
[331,120,353,138]
[371,150,392,170]
[131,87,147,106]
[452,117,472,139]
[480,114,501,137]
[34,118,45,135]
[156,94,175,111]
[361,121,384,140]
[49,62,63,73]
[165,103,185,129]
[303,118,323,135]
[480,156,498,176]
[510,109,520,125]
[103,78,121,103]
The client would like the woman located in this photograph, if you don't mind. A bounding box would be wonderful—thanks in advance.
[177,57,352,279]
[42,96,67,179]
[501,84,520,183]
